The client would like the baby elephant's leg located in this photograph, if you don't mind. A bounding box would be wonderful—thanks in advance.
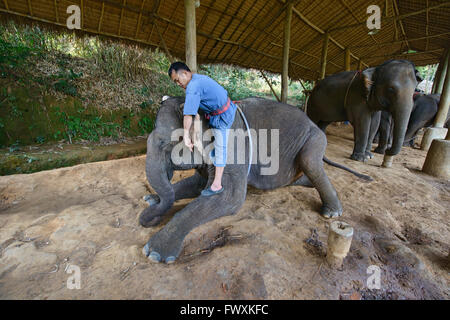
[298,128,343,218]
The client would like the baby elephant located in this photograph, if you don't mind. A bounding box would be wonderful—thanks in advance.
[140,97,371,264]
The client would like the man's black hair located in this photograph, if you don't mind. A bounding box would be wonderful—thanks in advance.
[168,61,191,77]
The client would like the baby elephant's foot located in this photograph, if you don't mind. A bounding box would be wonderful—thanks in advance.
[373,146,386,154]
[143,194,160,206]
[142,230,183,264]
[139,207,163,227]
[365,151,374,159]
[320,205,343,219]
[350,152,367,162]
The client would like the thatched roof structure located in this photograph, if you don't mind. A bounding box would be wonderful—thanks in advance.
[1,0,449,80]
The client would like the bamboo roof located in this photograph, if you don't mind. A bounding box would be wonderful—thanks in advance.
[1,0,449,80]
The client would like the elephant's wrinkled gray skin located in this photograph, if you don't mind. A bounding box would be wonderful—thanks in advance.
[306,60,420,162]
[374,93,449,153]
[140,97,370,264]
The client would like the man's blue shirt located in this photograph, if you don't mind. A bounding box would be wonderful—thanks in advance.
[184,73,236,129]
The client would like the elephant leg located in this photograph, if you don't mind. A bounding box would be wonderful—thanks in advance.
[141,169,208,227]
[173,169,208,200]
[298,127,343,218]
[403,120,428,148]
[365,111,381,159]
[374,117,391,154]
[142,165,248,264]
[350,110,371,162]
[290,175,314,188]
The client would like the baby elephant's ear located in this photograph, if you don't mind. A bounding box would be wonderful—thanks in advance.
[179,103,185,110]
[361,67,376,100]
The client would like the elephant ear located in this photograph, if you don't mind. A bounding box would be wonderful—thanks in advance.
[361,67,376,101]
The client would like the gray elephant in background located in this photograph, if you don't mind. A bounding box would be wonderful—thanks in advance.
[306,60,422,162]
[374,93,449,153]
[139,96,371,264]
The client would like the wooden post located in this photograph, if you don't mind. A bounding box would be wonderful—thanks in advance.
[357,59,363,71]
[434,53,450,128]
[432,62,443,94]
[320,32,329,79]
[422,62,450,178]
[281,1,293,103]
[421,52,450,151]
[184,0,197,73]
[344,48,351,71]
[436,49,450,95]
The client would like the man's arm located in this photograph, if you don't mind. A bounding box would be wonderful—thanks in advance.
[183,87,200,153]
[183,115,194,152]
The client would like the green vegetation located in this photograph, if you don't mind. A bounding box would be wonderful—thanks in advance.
[0,20,311,150]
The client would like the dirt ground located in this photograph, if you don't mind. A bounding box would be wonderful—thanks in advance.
[0,125,449,300]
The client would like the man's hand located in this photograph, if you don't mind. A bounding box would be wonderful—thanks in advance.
[184,132,194,152]
[183,115,194,152]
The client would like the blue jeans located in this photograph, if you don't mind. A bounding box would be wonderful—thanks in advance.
[209,128,230,167]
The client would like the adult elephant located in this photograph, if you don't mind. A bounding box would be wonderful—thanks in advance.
[374,93,449,153]
[306,59,421,163]
[139,96,371,264]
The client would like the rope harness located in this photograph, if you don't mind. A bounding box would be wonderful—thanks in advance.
[343,70,362,109]
[233,101,252,177]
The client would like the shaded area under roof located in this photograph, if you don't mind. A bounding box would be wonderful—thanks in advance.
[1,0,449,80]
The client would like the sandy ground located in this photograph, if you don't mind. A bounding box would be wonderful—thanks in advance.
[0,125,449,300]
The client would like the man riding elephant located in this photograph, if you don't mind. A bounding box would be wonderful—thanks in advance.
[139,92,372,264]
[169,61,237,196]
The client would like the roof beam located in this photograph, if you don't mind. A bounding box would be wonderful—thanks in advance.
[349,32,450,49]
[281,0,369,68]
[328,2,450,32]
[339,0,379,49]
[54,0,59,23]
[3,0,8,10]
[361,48,443,60]
[212,0,258,62]
[27,0,33,16]
[425,0,429,51]
[243,0,301,64]
[160,0,182,54]
[202,0,235,59]
[228,1,283,63]
[196,0,218,56]
[134,0,146,39]
[155,23,173,62]
[392,0,410,51]
[147,0,160,43]
[98,2,105,32]
[118,0,126,36]
[80,0,83,29]
[208,0,246,61]
[221,0,271,63]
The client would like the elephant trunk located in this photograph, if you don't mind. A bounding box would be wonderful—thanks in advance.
[385,103,412,157]
[139,133,175,227]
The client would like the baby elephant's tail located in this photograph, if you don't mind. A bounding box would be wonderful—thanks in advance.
[323,157,373,181]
